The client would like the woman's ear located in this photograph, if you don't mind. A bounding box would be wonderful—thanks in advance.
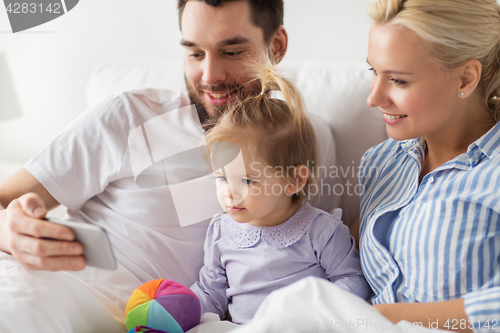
[285,165,308,195]
[269,25,288,65]
[458,59,482,98]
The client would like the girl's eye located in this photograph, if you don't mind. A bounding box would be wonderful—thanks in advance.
[216,176,227,182]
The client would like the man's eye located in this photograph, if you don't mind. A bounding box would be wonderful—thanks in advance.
[189,53,204,58]
[224,51,243,57]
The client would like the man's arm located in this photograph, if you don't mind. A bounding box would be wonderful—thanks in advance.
[0,168,84,271]
[374,299,472,332]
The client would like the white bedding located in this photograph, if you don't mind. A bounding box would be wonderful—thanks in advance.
[0,249,452,333]
[230,277,449,333]
[0,253,125,333]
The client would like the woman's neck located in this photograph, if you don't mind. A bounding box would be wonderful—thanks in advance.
[420,104,496,182]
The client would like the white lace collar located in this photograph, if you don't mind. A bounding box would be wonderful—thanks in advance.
[220,204,327,249]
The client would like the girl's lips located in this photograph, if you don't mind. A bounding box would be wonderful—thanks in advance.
[228,206,245,213]
[383,113,407,125]
[204,90,238,106]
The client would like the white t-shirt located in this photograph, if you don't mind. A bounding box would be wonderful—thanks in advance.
[24,88,339,308]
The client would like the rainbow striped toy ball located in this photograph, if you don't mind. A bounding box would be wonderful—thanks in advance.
[125,279,201,333]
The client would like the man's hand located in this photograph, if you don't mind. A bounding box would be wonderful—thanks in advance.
[0,193,85,271]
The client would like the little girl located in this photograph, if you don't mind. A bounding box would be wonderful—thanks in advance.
[190,62,371,324]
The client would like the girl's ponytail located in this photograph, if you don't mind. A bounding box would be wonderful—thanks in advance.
[205,57,319,204]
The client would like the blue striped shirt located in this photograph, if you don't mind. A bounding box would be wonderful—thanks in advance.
[359,121,500,332]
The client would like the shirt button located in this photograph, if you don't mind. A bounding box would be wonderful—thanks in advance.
[428,176,434,183]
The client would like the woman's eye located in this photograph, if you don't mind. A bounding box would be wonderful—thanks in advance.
[242,179,254,185]
[368,67,378,76]
[216,176,227,182]
[390,78,407,86]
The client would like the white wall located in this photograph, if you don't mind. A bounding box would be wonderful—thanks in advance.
[0,0,372,164]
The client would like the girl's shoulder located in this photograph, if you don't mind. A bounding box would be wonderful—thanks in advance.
[209,212,236,231]
[300,205,343,228]
[301,206,352,248]
[297,205,345,239]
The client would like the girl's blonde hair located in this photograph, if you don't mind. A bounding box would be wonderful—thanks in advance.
[369,0,500,122]
[204,59,319,203]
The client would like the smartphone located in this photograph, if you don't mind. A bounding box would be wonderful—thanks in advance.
[44,217,117,270]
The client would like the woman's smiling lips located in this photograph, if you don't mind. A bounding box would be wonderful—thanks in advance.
[382,112,407,125]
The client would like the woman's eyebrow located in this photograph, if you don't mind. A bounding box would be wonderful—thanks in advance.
[366,59,413,75]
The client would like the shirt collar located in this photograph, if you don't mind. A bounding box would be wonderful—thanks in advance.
[467,120,500,161]
[398,137,425,153]
[221,203,322,249]
[396,137,426,162]
[396,121,500,166]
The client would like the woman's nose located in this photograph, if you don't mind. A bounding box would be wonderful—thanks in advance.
[366,77,391,108]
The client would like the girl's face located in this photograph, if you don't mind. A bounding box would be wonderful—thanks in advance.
[366,23,462,141]
[213,144,299,227]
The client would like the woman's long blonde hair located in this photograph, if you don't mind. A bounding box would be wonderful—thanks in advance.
[204,59,319,203]
[369,0,500,122]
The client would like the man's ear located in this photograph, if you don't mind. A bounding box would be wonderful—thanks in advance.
[285,165,308,195]
[269,26,288,65]
[458,59,482,98]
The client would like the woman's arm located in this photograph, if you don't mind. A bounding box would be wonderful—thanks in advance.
[374,299,472,332]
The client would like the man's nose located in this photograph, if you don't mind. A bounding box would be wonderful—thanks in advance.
[202,55,227,85]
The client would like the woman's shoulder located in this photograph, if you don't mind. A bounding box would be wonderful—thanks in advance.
[361,137,402,168]
[359,137,410,186]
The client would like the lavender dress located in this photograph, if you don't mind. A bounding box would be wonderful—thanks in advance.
[190,204,371,324]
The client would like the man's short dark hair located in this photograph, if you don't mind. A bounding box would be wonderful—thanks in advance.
[177,0,284,44]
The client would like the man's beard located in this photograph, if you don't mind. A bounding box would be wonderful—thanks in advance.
[185,76,247,131]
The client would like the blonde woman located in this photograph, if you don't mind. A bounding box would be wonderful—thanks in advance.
[360,0,500,331]
[231,0,500,332]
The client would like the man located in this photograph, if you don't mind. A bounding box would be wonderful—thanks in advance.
[0,0,338,331]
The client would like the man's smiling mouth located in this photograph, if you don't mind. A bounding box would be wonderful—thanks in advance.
[208,92,230,98]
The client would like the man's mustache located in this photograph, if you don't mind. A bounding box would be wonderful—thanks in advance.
[195,82,243,93]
